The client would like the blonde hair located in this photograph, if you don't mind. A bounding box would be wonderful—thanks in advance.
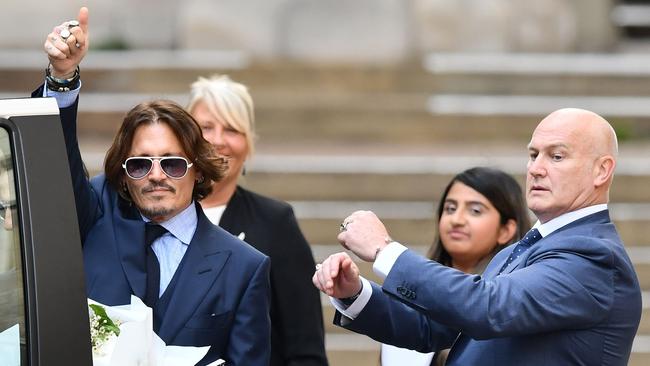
[187,75,256,156]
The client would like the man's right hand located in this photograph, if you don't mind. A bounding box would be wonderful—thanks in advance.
[44,7,89,78]
[312,252,362,299]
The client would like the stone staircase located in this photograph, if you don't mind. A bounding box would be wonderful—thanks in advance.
[3,50,650,365]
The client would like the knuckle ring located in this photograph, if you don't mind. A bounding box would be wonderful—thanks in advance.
[67,20,80,29]
[60,28,71,41]
[315,264,322,271]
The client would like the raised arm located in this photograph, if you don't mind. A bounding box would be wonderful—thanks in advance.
[36,7,100,240]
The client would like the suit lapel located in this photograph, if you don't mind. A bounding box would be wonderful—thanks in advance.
[157,207,232,342]
[114,197,148,300]
[219,186,246,236]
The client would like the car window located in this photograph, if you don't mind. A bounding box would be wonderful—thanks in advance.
[0,127,26,366]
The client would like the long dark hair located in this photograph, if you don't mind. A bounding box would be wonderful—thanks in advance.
[427,167,531,267]
[104,100,227,202]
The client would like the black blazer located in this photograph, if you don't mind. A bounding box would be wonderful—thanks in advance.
[219,186,328,366]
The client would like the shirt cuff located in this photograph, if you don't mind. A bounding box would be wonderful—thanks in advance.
[373,241,408,279]
[43,79,81,109]
[330,276,372,321]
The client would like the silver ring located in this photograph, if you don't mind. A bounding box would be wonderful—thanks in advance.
[60,28,71,41]
[67,20,80,29]
[339,222,347,232]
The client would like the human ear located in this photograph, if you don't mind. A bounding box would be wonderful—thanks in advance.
[497,219,517,245]
[594,156,615,188]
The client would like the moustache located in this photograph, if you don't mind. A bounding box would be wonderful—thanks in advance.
[141,182,176,194]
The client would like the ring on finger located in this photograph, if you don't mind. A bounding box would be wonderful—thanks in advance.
[60,28,71,41]
[315,263,322,271]
[67,20,80,29]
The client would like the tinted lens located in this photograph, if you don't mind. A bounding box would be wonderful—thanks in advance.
[160,158,189,178]
[125,158,153,179]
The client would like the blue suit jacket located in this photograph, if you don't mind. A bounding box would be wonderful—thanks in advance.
[338,210,641,365]
[42,88,271,366]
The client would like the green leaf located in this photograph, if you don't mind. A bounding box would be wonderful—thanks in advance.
[89,304,121,337]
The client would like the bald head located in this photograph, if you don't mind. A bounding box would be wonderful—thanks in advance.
[526,108,618,222]
[535,108,618,159]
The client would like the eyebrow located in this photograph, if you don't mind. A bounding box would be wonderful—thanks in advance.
[527,143,569,151]
[444,199,489,207]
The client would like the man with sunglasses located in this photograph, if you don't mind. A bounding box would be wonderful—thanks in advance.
[32,8,271,366]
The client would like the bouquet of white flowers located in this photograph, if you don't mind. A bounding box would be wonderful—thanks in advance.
[88,296,225,366]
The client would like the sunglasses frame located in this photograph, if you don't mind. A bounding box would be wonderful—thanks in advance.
[122,156,194,180]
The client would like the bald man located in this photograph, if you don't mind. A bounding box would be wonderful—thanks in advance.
[314,108,641,365]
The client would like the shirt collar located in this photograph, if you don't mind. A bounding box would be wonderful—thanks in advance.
[533,203,608,238]
[141,202,198,245]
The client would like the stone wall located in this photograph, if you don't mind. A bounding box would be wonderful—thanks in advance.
[4,0,617,62]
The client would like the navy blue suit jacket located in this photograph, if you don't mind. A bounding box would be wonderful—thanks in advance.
[338,210,641,365]
[41,89,271,366]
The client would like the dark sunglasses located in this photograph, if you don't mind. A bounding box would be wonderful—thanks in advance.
[122,156,193,180]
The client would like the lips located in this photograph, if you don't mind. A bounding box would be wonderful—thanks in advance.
[447,230,469,240]
[530,185,549,193]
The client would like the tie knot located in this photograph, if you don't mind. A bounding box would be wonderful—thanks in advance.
[145,223,168,247]
[520,228,542,247]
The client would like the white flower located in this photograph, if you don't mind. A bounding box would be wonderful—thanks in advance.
[88,303,121,356]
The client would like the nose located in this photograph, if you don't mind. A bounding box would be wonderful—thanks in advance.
[527,157,546,178]
[211,124,226,150]
[449,208,466,225]
[148,159,167,180]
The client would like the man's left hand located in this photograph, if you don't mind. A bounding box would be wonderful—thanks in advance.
[337,210,390,262]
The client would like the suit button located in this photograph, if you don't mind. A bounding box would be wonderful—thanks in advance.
[397,286,405,295]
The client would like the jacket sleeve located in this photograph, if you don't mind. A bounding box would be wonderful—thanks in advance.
[227,255,272,366]
[338,281,459,353]
[382,237,618,340]
[32,85,101,242]
[269,206,328,366]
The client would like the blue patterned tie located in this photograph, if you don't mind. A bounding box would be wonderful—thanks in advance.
[497,228,542,275]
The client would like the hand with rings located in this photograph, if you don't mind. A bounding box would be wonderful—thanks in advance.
[44,7,89,79]
[336,210,391,262]
[339,219,352,232]
[312,252,361,298]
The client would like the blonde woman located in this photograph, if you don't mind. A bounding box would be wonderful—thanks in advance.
[187,75,328,366]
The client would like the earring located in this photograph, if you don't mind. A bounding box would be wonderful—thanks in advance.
[196,176,205,184]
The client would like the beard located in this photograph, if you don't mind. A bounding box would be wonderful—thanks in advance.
[134,181,178,220]
[139,205,175,220]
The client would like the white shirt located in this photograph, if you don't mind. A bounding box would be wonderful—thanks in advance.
[331,204,609,320]
[202,204,227,226]
[381,343,434,366]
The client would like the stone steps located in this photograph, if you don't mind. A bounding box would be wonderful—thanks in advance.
[5,52,650,365]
